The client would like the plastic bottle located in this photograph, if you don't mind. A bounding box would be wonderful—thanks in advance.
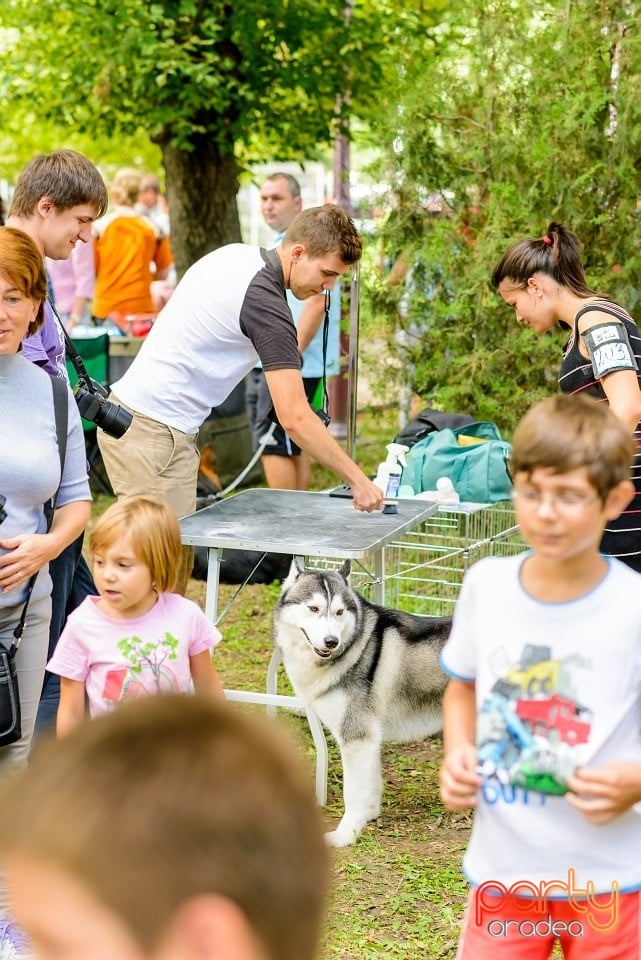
[416,476,460,504]
[373,443,410,498]
[435,476,460,504]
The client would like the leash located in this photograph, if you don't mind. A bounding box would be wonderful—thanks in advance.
[197,422,278,509]
[217,422,278,499]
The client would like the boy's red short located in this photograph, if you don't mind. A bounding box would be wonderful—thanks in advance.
[456,888,641,959]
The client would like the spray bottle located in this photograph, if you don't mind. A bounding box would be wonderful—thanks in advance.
[373,443,410,498]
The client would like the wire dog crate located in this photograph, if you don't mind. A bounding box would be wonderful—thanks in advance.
[308,501,527,616]
[378,500,527,615]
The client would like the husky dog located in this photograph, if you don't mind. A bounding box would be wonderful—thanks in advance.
[273,559,451,847]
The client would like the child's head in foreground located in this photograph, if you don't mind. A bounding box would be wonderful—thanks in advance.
[89,495,181,593]
[510,394,634,550]
[511,393,634,498]
[0,695,328,960]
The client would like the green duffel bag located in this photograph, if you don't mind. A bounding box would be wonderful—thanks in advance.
[400,421,513,503]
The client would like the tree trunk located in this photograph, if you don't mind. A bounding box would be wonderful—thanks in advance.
[161,137,242,279]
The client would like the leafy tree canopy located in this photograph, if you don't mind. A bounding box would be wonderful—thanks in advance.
[2,0,371,150]
[0,0,398,270]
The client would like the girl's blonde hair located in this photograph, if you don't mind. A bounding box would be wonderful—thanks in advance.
[89,496,181,592]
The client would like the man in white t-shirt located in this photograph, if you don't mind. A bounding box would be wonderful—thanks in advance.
[97,205,382,591]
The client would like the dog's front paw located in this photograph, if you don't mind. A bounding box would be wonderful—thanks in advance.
[325,825,360,848]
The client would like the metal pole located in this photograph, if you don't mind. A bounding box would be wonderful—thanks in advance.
[332,0,356,454]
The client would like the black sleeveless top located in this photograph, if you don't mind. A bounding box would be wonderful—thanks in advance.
[559,299,641,571]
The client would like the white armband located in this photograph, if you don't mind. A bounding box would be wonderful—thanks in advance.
[581,322,638,379]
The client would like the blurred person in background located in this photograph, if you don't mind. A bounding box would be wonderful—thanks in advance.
[46,235,95,331]
[93,168,173,328]
[136,173,171,238]
[136,173,175,311]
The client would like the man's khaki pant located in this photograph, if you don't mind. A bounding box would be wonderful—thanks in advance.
[97,397,199,593]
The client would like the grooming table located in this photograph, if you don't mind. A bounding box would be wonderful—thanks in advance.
[180,489,437,804]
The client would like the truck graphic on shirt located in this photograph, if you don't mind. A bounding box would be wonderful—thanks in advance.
[477,644,592,795]
[503,644,559,696]
[515,694,591,746]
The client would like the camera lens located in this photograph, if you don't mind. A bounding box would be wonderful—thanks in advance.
[74,382,132,438]
[96,401,133,439]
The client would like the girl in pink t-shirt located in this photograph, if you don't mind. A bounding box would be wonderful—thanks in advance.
[48,496,223,735]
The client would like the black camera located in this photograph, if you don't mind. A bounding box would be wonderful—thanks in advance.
[54,302,132,440]
[0,495,6,525]
[74,377,132,439]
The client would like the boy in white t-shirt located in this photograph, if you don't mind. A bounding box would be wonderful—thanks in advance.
[440,393,641,958]
[48,496,222,734]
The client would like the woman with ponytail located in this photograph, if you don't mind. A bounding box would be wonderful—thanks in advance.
[492,222,641,572]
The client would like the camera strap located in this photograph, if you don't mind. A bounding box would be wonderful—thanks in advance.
[319,290,330,417]
[12,374,67,651]
[47,296,93,385]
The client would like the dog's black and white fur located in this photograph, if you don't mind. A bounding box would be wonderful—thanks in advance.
[273,559,451,846]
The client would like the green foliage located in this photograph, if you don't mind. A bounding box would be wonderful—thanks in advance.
[361,0,641,434]
[0,0,384,157]
[0,0,392,265]
[0,126,161,184]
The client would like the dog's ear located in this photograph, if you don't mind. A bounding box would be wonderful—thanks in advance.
[283,557,305,589]
[338,560,351,582]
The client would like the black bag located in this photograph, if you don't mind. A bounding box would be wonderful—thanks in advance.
[0,645,20,747]
[394,407,476,449]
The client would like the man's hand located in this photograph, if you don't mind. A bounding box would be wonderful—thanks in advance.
[349,477,384,512]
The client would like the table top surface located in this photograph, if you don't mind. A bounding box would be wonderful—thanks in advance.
[180,488,438,558]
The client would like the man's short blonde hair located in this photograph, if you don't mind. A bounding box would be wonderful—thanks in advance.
[283,204,362,264]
